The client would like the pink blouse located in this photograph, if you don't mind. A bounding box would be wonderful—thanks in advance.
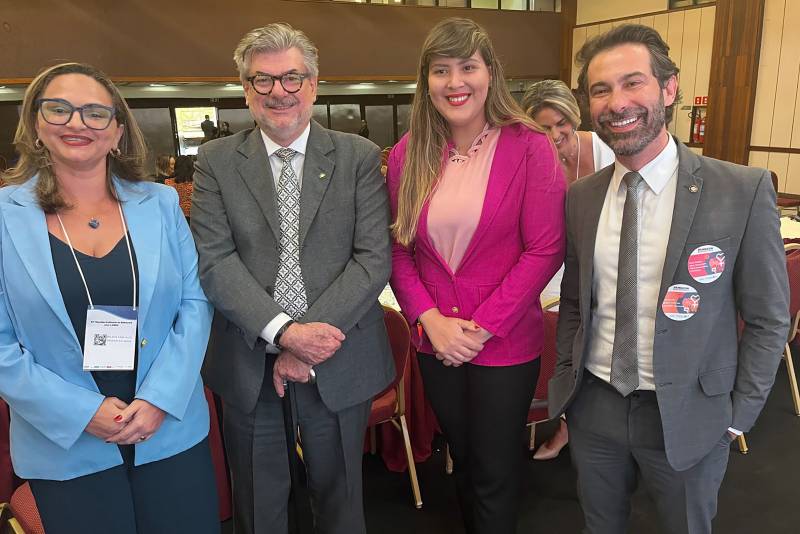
[427,126,500,272]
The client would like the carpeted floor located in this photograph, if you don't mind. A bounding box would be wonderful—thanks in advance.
[362,363,800,533]
[222,363,800,533]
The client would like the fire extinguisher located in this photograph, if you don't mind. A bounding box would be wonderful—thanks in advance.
[692,109,703,143]
[698,114,706,143]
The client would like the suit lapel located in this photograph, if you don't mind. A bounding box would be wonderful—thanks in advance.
[116,179,161,328]
[657,141,703,306]
[299,121,335,246]
[236,129,280,242]
[4,181,78,343]
[579,167,614,321]
[457,126,524,271]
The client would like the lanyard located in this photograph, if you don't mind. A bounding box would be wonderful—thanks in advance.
[55,202,137,310]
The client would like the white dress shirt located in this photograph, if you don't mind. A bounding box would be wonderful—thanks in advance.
[258,123,311,347]
[585,135,678,390]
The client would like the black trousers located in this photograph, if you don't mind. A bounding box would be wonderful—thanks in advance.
[418,354,540,534]
[29,438,220,534]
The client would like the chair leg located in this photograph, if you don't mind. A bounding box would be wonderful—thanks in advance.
[445,444,453,475]
[528,423,536,451]
[737,434,749,455]
[398,414,422,509]
[369,426,377,455]
[784,343,800,416]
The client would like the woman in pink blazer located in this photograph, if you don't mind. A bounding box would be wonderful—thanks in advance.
[387,18,566,534]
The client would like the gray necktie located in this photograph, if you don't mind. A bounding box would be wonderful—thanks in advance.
[273,148,308,319]
[609,171,643,397]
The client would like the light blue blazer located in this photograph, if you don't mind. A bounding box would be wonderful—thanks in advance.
[0,176,213,481]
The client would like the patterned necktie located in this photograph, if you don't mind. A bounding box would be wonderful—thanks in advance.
[273,148,308,319]
[609,171,643,397]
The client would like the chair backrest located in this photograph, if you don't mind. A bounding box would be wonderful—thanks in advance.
[771,170,781,195]
[533,303,560,402]
[786,243,800,318]
[379,307,412,397]
[8,483,43,534]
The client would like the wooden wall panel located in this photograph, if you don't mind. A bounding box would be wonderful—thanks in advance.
[772,0,800,148]
[693,7,715,104]
[675,9,702,143]
[653,14,670,42]
[748,151,769,170]
[0,1,562,81]
[768,153,790,190]
[703,0,765,165]
[750,0,785,147]
[786,154,800,194]
[666,12,686,136]
[640,16,656,28]
[571,27,588,88]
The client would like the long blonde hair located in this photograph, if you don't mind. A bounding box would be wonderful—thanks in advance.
[393,18,543,247]
[2,63,148,212]
[522,79,582,129]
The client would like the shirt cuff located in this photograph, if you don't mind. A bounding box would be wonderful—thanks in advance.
[727,427,743,436]
[261,313,294,345]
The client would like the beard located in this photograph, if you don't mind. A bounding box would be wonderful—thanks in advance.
[255,95,312,137]
[593,93,666,157]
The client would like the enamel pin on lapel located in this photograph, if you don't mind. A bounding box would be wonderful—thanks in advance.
[319,172,327,180]
[689,184,699,193]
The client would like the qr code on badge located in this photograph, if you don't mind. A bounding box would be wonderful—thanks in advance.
[93,334,107,346]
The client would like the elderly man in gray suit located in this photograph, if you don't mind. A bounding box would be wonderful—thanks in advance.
[191,23,393,534]
[549,24,790,534]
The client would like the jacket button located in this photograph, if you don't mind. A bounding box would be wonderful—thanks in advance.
[140,338,148,348]
[451,306,459,313]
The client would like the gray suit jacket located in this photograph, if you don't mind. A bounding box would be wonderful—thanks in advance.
[192,121,394,414]
[549,139,790,471]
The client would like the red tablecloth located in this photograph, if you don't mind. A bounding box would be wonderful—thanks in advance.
[375,347,439,472]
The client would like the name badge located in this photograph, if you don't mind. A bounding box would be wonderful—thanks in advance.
[83,305,138,371]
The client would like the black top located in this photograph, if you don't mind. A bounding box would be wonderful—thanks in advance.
[49,233,140,401]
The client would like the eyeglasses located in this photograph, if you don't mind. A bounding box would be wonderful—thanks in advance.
[246,72,310,95]
[36,98,117,130]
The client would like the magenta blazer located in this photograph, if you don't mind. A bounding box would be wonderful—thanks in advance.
[387,123,566,366]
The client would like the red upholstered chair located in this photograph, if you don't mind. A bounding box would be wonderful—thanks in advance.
[367,307,422,509]
[781,242,800,416]
[527,298,560,450]
[204,387,232,521]
[8,482,43,534]
[772,171,800,214]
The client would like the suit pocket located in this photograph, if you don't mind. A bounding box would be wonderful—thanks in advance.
[698,365,737,396]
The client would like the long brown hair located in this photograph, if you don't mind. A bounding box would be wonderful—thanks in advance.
[2,62,148,212]
[392,18,543,247]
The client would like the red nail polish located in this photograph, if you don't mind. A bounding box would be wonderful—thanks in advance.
[114,415,123,422]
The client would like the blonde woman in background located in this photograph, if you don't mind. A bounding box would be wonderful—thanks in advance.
[522,79,615,461]
[523,79,614,186]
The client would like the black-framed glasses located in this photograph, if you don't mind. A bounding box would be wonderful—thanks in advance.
[246,72,310,95]
[35,98,117,130]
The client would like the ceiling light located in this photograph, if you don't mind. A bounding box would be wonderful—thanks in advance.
[149,83,166,87]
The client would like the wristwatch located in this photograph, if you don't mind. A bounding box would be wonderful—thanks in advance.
[273,319,295,350]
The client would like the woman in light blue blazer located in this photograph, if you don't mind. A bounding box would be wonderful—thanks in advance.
[0,63,218,533]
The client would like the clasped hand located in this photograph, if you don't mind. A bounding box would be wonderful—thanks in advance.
[419,309,492,367]
[85,397,166,445]
[272,350,313,397]
[279,321,344,366]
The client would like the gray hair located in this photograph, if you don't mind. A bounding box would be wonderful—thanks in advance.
[233,23,319,81]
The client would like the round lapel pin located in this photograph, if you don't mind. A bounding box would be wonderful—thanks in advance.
[689,184,699,193]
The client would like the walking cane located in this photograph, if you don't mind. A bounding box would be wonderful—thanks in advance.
[281,381,315,533]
